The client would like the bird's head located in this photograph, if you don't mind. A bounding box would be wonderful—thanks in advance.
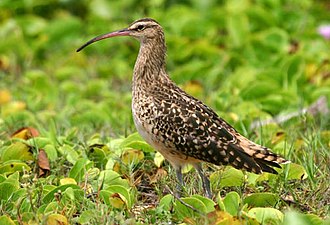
[77,18,163,52]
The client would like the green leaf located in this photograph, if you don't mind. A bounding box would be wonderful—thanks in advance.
[0,215,15,225]
[175,196,207,220]
[26,137,52,149]
[286,163,308,180]
[120,132,154,153]
[42,184,81,204]
[87,144,109,168]
[210,167,244,188]
[1,142,33,162]
[98,170,130,190]
[107,184,133,209]
[69,158,93,183]
[0,160,31,175]
[0,182,18,201]
[78,210,98,224]
[159,194,174,211]
[191,194,216,213]
[57,144,79,164]
[283,211,324,225]
[244,193,279,207]
[248,207,283,224]
[222,191,241,216]
[43,144,58,161]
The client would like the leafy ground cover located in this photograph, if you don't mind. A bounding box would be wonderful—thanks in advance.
[0,0,329,224]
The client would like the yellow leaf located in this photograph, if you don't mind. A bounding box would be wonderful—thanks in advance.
[11,127,39,140]
[60,178,77,185]
[0,90,11,105]
[154,152,165,168]
[46,214,68,225]
[109,193,126,209]
[1,142,33,162]
[0,215,15,225]
[121,149,144,165]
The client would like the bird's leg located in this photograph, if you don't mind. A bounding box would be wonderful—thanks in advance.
[194,163,212,199]
[175,166,184,197]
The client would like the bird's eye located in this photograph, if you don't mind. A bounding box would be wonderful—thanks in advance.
[136,25,145,31]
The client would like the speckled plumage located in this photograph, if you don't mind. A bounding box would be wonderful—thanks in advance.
[77,18,289,198]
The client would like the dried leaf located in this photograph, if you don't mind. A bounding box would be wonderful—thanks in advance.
[38,149,50,177]
[11,127,39,140]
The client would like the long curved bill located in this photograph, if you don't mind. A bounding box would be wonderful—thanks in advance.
[76,28,130,52]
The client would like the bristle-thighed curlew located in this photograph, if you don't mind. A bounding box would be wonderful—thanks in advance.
[77,18,289,198]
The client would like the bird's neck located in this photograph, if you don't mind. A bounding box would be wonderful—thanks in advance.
[133,37,167,88]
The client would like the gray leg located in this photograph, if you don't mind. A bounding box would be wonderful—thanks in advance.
[175,166,184,197]
[194,164,212,199]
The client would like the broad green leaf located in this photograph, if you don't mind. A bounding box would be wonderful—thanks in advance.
[283,211,324,225]
[43,144,58,161]
[0,161,31,175]
[0,215,15,225]
[0,182,18,201]
[222,191,241,216]
[1,142,33,162]
[87,144,109,168]
[210,167,244,188]
[42,184,81,204]
[248,207,283,224]
[43,202,60,214]
[98,170,130,189]
[244,193,279,207]
[286,163,308,180]
[175,196,207,220]
[120,132,154,153]
[191,194,216,213]
[69,158,93,183]
[78,210,99,224]
[26,137,52,149]
[159,194,174,211]
[57,144,79,164]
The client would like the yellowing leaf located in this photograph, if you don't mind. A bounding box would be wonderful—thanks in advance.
[154,152,165,168]
[109,193,126,209]
[207,210,242,225]
[0,90,11,105]
[0,215,15,225]
[121,149,144,165]
[1,142,33,162]
[2,101,26,116]
[11,127,40,140]
[46,213,68,225]
[0,161,31,175]
[181,164,193,174]
[60,178,77,185]
[248,207,283,224]
[286,163,308,180]
[271,131,286,145]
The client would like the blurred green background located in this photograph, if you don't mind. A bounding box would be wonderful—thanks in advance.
[0,0,329,223]
[0,0,329,137]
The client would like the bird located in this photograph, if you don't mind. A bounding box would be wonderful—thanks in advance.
[77,18,289,198]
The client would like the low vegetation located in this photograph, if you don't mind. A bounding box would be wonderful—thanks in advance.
[0,0,329,224]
